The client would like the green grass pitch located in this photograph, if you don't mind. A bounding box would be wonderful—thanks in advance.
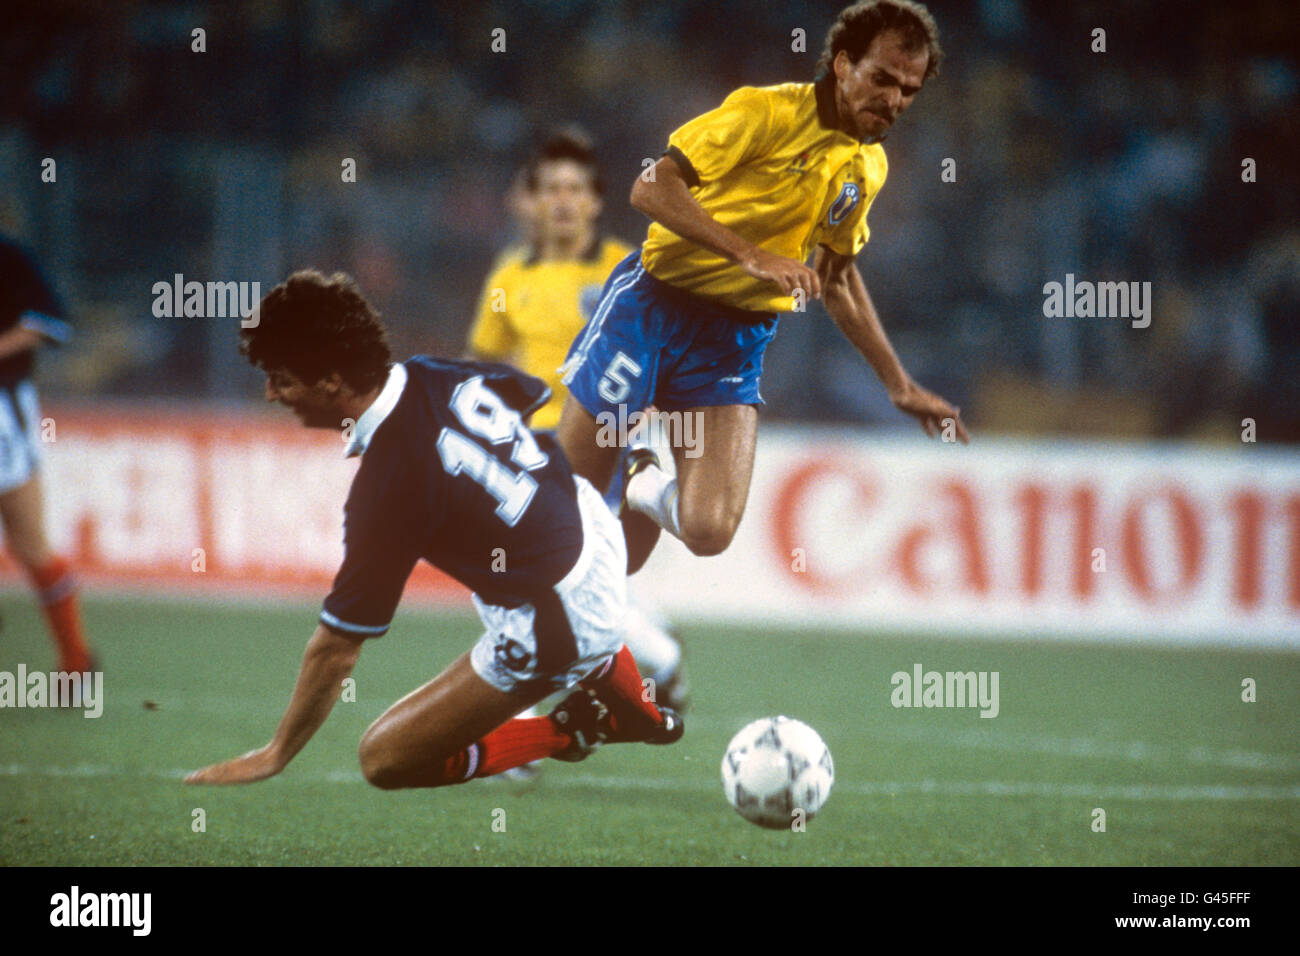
[1,593,1297,866]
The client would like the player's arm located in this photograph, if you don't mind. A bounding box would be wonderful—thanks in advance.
[465,267,519,364]
[0,266,74,360]
[0,324,46,360]
[815,245,969,443]
[631,154,820,300]
[185,623,365,785]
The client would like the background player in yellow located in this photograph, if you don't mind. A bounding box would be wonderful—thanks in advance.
[557,0,969,571]
[468,130,631,432]
[467,129,690,715]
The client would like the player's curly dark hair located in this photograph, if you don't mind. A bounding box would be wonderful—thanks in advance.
[239,270,391,392]
[816,0,942,81]
[525,126,604,195]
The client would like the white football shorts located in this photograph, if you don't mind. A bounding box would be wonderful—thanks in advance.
[0,380,43,495]
[470,474,628,695]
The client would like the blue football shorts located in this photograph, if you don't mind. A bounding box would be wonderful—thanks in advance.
[560,251,779,420]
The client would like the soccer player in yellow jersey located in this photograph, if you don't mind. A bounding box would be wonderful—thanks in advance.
[468,132,633,432]
[468,130,689,710]
[558,0,968,571]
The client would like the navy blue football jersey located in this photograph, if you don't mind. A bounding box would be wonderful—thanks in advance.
[0,236,72,387]
[320,356,585,636]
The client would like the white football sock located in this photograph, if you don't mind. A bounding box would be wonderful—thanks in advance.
[620,599,681,681]
[627,465,682,539]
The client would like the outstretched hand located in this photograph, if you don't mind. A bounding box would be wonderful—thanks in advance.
[185,745,284,785]
[890,380,970,444]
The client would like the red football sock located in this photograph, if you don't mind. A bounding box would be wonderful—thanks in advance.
[27,556,92,672]
[475,715,572,777]
[423,717,572,787]
[582,645,664,733]
[426,649,668,787]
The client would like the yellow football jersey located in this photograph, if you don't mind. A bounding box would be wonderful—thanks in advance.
[641,79,887,313]
[467,237,632,430]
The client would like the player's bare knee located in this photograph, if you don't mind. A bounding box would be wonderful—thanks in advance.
[682,531,733,557]
[680,513,739,557]
[357,730,403,790]
[360,760,404,790]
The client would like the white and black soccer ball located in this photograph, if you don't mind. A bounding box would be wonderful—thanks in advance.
[721,716,834,829]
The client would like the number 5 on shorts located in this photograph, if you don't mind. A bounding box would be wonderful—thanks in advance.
[598,351,643,404]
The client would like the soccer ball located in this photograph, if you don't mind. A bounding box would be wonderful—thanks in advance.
[721,716,834,829]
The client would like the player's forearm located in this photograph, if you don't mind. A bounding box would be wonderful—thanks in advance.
[630,164,754,265]
[0,325,44,361]
[823,277,911,396]
[265,626,364,767]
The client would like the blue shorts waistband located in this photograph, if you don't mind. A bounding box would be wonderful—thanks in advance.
[639,257,777,326]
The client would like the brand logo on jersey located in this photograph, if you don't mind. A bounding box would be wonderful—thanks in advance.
[580,284,603,320]
[828,182,861,226]
[494,637,532,673]
[786,150,814,175]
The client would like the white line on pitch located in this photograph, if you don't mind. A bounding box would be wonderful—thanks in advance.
[62,702,1296,774]
[852,724,1300,773]
[0,764,1296,801]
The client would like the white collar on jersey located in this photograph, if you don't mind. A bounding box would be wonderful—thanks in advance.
[345,362,408,458]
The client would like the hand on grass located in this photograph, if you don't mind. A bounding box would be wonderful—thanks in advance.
[185,745,284,785]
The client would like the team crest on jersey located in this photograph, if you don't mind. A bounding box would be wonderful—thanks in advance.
[579,284,603,320]
[494,636,532,673]
[828,181,861,226]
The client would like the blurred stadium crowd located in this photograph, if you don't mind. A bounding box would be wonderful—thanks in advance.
[2,0,1297,439]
